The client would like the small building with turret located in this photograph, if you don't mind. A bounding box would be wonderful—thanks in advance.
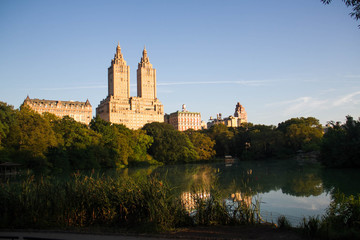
[208,102,247,128]
[165,104,202,131]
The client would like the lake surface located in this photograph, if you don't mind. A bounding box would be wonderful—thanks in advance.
[116,158,360,226]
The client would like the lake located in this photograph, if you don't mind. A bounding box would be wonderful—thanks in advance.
[115,158,360,226]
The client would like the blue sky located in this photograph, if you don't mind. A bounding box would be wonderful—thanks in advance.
[0,0,359,125]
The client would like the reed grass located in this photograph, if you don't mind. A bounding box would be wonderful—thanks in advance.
[1,173,262,232]
[0,174,187,231]
[277,215,292,230]
[299,193,360,239]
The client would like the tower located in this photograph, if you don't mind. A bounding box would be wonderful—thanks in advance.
[96,43,164,129]
[234,102,247,122]
[108,43,130,98]
[137,46,156,99]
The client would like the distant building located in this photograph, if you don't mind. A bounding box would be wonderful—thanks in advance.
[165,104,202,131]
[208,102,247,128]
[23,96,92,125]
[96,43,164,129]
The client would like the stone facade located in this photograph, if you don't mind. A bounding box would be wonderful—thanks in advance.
[208,102,247,128]
[23,96,92,125]
[165,104,202,131]
[96,44,164,129]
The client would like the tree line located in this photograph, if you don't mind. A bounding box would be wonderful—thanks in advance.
[0,101,359,172]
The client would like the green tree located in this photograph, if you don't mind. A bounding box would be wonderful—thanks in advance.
[206,124,234,157]
[320,116,360,167]
[0,102,18,162]
[245,124,285,160]
[143,122,197,163]
[230,123,252,158]
[184,129,216,160]
[278,117,323,152]
[51,116,101,169]
[129,129,154,163]
[90,116,153,167]
[5,106,58,169]
[0,102,17,147]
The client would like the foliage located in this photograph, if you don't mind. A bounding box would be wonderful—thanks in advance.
[143,122,198,163]
[300,192,360,239]
[204,123,287,160]
[51,116,102,169]
[242,124,286,160]
[282,174,323,197]
[320,116,360,168]
[4,106,58,170]
[2,98,359,172]
[0,174,266,232]
[0,174,191,231]
[0,104,156,172]
[277,215,292,229]
[325,192,360,231]
[184,129,216,160]
[206,124,234,157]
[90,117,133,167]
[0,102,16,146]
[278,117,323,152]
[321,0,360,27]
[301,216,321,239]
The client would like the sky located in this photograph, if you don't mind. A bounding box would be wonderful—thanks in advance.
[0,0,359,126]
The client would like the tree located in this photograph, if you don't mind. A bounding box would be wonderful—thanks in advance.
[0,102,16,147]
[0,102,17,162]
[90,116,153,167]
[51,116,102,169]
[206,124,234,157]
[184,129,216,160]
[6,106,58,169]
[245,125,285,160]
[321,0,360,27]
[142,122,198,163]
[278,117,323,152]
[320,116,360,167]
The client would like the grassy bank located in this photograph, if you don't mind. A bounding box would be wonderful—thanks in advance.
[276,192,360,240]
[0,174,261,232]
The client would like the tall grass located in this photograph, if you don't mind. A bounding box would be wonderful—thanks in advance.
[0,174,262,232]
[0,174,190,231]
[188,185,262,226]
[300,192,360,239]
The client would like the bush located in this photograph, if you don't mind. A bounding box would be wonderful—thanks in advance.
[277,215,292,229]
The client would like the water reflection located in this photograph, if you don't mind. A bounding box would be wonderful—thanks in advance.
[181,191,211,212]
[113,159,360,225]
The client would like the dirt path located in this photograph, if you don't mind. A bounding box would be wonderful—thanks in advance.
[0,225,305,240]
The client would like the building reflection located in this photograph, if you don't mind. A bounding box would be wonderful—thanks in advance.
[229,192,252,208]
[181,190,252,212]
[181,191,211,212]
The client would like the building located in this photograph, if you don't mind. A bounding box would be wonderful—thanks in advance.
[208,102,247,128]
[23,96,92,125]
[96,44,164,129]
[165,104,202,131]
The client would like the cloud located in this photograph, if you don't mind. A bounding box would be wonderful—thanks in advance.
[266,89,360,120]
[333,91,360,106]
[36,85,106,91]
[267,97,328,117]
[34,79,276,91]
[157,80,275,87]
[344,75,360,79]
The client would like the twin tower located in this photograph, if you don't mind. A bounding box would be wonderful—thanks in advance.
[96,43,164,129]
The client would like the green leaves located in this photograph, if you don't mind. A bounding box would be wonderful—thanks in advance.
[278,117,323,152]
[143,122,198,163]
[320,116,360,167]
